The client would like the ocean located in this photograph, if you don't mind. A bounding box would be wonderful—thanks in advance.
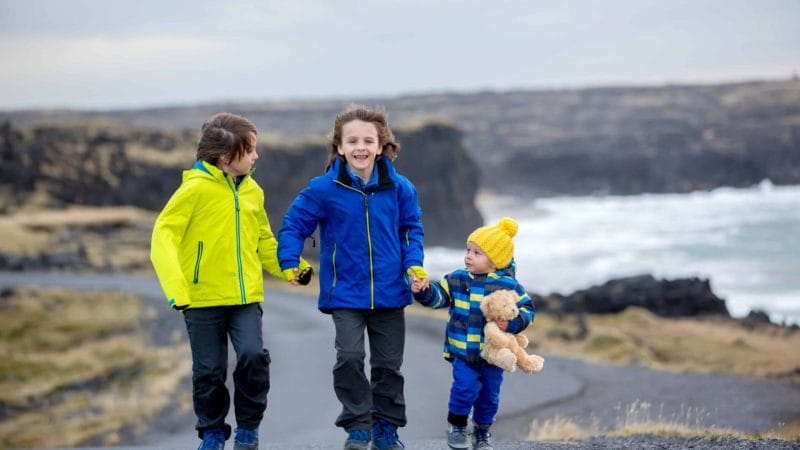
[424,181,800,325]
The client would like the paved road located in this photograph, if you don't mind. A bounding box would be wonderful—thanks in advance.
[3,272,800,449]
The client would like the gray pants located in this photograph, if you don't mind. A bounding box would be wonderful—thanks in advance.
[331,308,406,432]
[183,303,270,437]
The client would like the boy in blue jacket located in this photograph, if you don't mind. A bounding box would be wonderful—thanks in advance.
[278,105,425,450]
[410,217,535,450]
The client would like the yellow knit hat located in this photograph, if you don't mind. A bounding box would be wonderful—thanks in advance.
[467,217,518,269]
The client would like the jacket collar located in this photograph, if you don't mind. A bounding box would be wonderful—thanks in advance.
[330,156,395,191]
[192,159,253,181]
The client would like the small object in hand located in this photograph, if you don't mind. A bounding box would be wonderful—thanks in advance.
[297,267,313,285]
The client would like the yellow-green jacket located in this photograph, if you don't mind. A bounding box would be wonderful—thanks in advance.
[150,160,286,309]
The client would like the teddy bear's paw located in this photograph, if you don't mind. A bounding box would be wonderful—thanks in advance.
[520,355,545,374]
[497,348,517,372]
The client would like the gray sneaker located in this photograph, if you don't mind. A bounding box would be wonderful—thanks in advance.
[472,422,493,450]
[446,423,469,449]
[344,429,371,450]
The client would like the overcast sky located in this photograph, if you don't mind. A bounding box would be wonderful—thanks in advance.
[0,0,798,110]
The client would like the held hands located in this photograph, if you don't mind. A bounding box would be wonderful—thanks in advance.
[407,266,429,293]
[283,258,314,286]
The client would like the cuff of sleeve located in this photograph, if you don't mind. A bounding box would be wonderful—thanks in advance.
[506,317,524,334]
[406,265,428,279]
[413,287,432,302]
[281,267,298,281]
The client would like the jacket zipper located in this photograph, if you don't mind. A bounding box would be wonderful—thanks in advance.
[192,241,204,284]
[334,180,375,309]
[364,194,374,308]
[227,177,247,304]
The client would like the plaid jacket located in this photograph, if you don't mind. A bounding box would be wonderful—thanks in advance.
[413,265,534,364]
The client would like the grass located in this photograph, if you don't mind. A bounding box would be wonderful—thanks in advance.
[0,288,190,449]
[527,400,800,441]
[528,402,748,441]
[523,306,800,383]
[407,303,800,442]
[0,206,157,272]
[408,302,800,382]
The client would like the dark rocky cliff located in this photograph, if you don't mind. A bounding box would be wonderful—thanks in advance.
[0,120,482,248]
[6,79,798,197]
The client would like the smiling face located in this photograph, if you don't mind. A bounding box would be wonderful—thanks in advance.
[222,132,258,177]
[337,119,382,182]
[465,242,496,275]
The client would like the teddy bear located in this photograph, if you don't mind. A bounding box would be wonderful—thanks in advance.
[480,289,545,373]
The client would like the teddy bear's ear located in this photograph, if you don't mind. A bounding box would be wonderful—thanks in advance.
[505,290,521,305]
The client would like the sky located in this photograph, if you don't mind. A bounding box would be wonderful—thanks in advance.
[0,0,798,111]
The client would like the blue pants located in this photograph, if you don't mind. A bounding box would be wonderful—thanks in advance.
[183,303,270,437]
[448,358,504,424]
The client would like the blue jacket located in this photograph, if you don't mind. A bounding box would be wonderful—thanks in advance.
[414,264,534,364]
[278,156,424,313]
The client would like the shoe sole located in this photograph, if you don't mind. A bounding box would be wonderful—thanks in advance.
[447,443,469,450]
[345,443,369,450]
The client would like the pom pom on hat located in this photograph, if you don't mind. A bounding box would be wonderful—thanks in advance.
[467,217,518,269]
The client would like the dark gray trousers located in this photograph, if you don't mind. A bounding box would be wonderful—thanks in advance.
[331,308,406,432]
[183,303,270,436]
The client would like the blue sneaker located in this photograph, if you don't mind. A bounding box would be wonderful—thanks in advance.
[234,427,259,450]
[344,429,371,450]
[370,419,404,450]
[198,428,226,450]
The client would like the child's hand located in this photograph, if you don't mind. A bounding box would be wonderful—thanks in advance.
[497,319,509,331]
[407,266,429,293]
[295,266,314,285]
[283,258,314,286]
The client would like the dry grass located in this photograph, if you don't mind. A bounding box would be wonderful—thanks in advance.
[407,301,800,442]
[0,288,190,448]
[522,307,800,383]
[125,142,193,167]
[0,206,156,272]
[527,400,800,442]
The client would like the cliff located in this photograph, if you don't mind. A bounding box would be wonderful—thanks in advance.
[5,79,798,197]
[0,120,481,249]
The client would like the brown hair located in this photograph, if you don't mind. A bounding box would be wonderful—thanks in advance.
[196,112,257,165]
[326,104,400,169]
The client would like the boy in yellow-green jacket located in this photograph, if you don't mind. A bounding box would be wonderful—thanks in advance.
[150,112,310,450]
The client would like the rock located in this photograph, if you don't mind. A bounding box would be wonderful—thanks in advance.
[535,274,730,318]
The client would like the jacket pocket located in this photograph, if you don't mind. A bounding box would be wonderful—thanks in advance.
[192,241,204,284]
[327,244,337,300]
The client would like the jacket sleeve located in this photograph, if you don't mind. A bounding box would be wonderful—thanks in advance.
[506,282,535,334]
[278,184,324,270]
[396,176,424,270]
[413,276,452,309]
[150,184,196,309]
[256,193,286,280]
